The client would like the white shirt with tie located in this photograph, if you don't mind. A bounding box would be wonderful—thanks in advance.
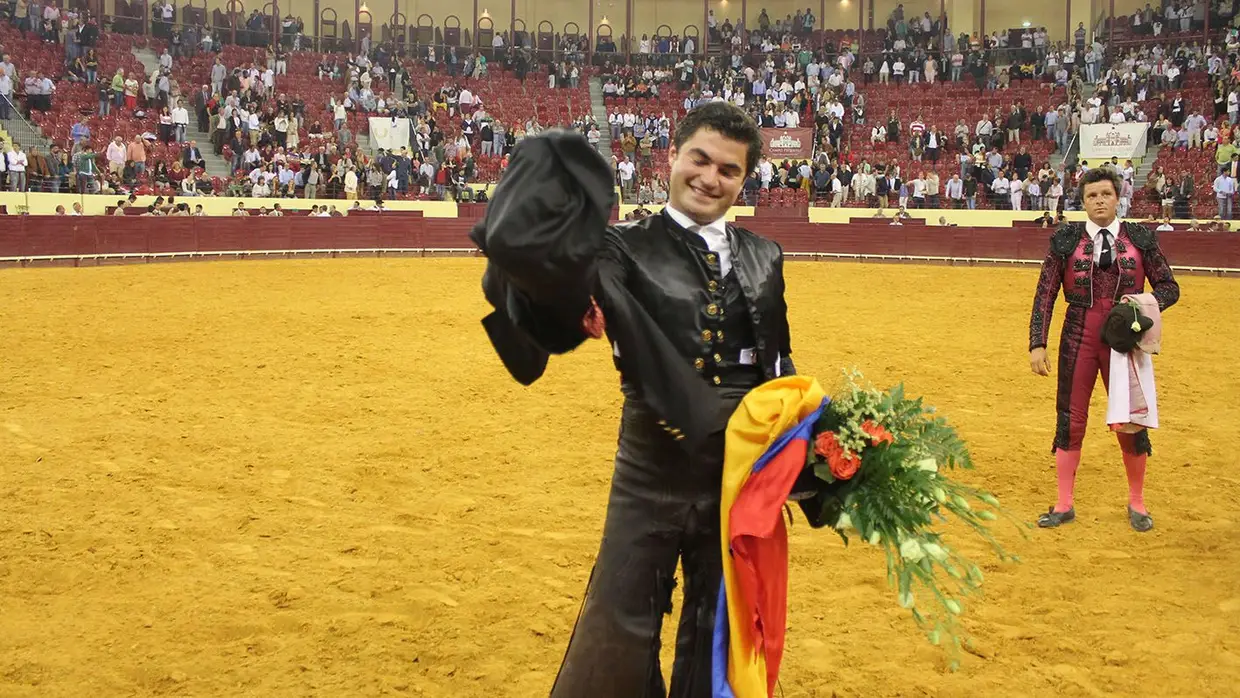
[1084,218,1121,265]
[663,204,732,275]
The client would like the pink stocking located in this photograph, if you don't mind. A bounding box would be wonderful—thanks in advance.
[1054,449,1081,513]
[1123,451,1148,515]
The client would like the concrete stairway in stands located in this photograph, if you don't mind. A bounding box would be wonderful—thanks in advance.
[0,113,54,152]
[132,45,232,180]
[587,76,612,155]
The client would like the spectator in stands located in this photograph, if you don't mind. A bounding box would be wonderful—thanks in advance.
[50,147,70,194]
[158,106,174,144]
[84,49,99,85]
[25,146,49,193]
[172,99,190,143]
[105,136,126,177]
[945,173,964,208]
[0,66,11,120]
[151,160,170,188]
[6,143,26,192]
[122,135,147,176]
[910,171,927,208]
[125,70,143,111]
[183,140,206,171]
[1213,168,1236,220]
[617,156,636,200]
[304,162,321,199]
[344,164,358,199]
[1046,177,1063,214]
[1174,172,1194,219]
[29,70,54,112]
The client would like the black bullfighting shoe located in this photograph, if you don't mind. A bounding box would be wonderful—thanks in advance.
[1037,506,1076,528]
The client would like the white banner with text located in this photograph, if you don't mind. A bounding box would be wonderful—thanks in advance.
[368,117,411,152]
[1080,122,1149,161]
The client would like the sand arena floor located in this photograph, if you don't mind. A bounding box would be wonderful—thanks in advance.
[1,258,1238,698]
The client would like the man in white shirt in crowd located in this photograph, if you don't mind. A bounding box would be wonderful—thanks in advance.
[1183,111,1207,149]
[991,171,1010,207]
[171,99,190,143]
[1009,173,1024,210]
[758,156,773,189]
[945,173,964,208]
[6,143,27,192]
[617,156,636,200]
[1213,168,1236,219]
[106,136,127,176]
[0,66,12,120]
[911,172,927,207]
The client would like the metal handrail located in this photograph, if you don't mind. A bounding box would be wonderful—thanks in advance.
[0,96,51,153]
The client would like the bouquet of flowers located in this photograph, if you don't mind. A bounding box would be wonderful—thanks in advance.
[797,371,1023,668]
[714,372,1023,698]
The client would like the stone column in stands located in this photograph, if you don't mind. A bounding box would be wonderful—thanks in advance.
[1067,0,1091,44]
[945,0,976,40]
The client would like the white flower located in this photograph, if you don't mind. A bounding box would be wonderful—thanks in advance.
[1130,320,1142,332]
[916,458,938,473]
[922,542,949,561]
[835,512,854,531]
[899,538,925,562]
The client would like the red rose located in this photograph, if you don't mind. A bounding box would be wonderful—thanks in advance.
[829,450,862,481]
[813,430,862,481]
[813,430,839,459]
[861,420,895,446]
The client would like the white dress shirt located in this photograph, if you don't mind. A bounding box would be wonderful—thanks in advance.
[1085,217,1121,265]
[664,203,731,276]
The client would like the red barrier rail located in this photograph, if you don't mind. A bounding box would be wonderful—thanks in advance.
[0,217,1236,270]
[0,215,474,259]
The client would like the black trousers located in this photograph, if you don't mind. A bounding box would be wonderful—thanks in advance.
[551,395,744,698]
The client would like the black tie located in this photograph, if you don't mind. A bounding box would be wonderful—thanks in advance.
[1099,228,1113,270]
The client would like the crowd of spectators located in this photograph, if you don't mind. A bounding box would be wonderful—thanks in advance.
[7,0,1240,222]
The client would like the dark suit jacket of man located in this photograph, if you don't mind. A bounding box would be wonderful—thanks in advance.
[182,146,204,169]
